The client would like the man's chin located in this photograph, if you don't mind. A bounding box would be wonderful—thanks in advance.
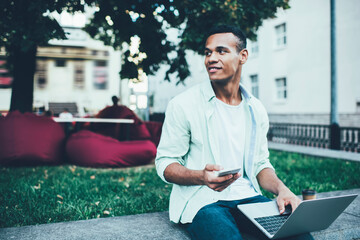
[209,77,229,84]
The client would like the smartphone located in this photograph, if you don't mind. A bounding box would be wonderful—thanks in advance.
[216,167,241,177]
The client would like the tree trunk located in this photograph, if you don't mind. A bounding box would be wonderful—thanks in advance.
[9,46,37,113]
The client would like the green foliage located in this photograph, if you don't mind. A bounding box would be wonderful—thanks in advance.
[0,151,359,228]
[175,0,290,54]
[84,0,290,84]
[0,0,290,111]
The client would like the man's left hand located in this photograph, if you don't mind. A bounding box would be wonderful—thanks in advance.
[276,187,301,214]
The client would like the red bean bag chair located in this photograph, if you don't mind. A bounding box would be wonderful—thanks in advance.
[0,111,65,166]
[91,105,151,141]
[144,121,163,147]
[66,130,156,168]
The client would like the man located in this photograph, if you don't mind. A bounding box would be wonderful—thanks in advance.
[155,25,313,240]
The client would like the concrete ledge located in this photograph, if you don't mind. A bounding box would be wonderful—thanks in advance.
[0,189,359,240]
[269,142,360,162]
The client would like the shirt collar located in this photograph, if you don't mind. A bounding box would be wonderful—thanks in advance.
[201,80,253,103]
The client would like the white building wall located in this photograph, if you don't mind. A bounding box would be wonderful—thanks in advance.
[148,50,206,113]
[145,0,359,127]
[243,0,360,116]
[33,47,121,116]
[336,0,360,113]
[0,89,11,111]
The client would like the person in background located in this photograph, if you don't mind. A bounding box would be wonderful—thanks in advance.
[112,95,120,106]
[94,96,150,141]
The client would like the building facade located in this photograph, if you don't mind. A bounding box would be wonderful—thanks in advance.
[242,0,360,127]
[0,12,123,116]
[149,0,360,127]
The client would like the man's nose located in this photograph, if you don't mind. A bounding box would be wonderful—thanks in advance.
[208,52,219,63]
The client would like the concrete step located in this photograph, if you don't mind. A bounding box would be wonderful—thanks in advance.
[0,189,359,240]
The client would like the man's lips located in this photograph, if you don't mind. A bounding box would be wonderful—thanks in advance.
[207,66,222,73]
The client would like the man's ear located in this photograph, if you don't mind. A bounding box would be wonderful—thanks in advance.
[239,49,248,65]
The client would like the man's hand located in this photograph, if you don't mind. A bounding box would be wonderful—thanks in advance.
[257,168,301,214]
[276,186,301,214]
[202,164,241,192]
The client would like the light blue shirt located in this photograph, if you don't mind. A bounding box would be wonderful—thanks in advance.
[155,80,274,223]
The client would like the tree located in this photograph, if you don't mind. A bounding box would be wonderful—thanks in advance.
[85,0,290,84]
[0,0,289,112]
[0,0,86,112]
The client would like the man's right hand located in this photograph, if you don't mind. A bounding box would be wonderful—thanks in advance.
[202,164,241,192]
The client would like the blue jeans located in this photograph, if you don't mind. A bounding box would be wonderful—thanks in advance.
[183,195,314,240]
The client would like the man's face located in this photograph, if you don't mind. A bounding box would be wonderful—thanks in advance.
[204,33,244,83]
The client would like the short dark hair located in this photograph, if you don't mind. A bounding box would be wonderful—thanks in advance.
[205,25,247,52]
[111,95,119,105]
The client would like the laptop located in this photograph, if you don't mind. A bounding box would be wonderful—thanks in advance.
[237,194,357,239]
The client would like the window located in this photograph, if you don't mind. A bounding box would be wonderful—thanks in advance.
[55,59,66,67]
[93,60,108,89]
[250,75,259,98]
[0,60,13,88]
[275,23,286,48]
[36,60,47,89]
[137,95,148,109]
[74,61,85,89]
[275,77,287,100]
[250,40,259,56]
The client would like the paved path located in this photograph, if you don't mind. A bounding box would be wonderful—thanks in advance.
[0,189,359,240]
[269,142,360,162]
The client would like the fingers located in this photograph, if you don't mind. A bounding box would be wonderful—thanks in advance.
[277,196,301,214]
[210,174,241,192]
[277,198,286,214]
[205,164,223,172]
[210,172,241,185]
[203,164,242,192]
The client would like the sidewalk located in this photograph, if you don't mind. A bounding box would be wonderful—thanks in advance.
[0,189,359,240]
[269,142,360,162]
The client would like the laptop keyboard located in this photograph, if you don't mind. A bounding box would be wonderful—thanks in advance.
[254,214,290,235]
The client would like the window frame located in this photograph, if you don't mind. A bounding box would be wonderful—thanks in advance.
[275,23,287,49]
[275,77,287,102]
[250,74,259,98]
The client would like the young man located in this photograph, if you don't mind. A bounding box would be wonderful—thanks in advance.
[155,25,313,240]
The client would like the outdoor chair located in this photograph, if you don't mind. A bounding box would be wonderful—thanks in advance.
[0,111,65,166]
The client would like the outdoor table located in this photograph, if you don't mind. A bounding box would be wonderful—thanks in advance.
[53,118,135,124]
[53,117,135,139]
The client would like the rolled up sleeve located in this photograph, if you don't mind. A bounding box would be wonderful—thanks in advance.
[155,99,190,184]
[254,109,274,177]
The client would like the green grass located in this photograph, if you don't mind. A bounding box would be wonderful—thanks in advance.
[1,150,359,228]
[262,151,360,199]
[0,165,171,228]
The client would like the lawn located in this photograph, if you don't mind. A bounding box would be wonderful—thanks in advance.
[1,150,359,228]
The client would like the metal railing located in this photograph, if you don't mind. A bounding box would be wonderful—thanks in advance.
[341,127,360,152]
[268,123,360,153]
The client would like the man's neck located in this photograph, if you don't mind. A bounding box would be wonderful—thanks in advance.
[211,78,242,105]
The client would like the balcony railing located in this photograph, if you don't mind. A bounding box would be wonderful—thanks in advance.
[268,123,360,153]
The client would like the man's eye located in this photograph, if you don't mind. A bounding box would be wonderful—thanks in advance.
[205,51,211,56]
[219,50,226,54]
